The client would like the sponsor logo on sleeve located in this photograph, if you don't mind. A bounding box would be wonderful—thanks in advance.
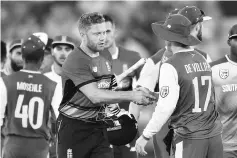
[92,66,97,72]
[160,86,169,98]
[219,69,229,79]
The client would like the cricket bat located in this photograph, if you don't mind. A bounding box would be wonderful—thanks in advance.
[115,58,146,84]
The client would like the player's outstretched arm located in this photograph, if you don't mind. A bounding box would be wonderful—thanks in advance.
[129,59,161,120]
[79,82,158,106]
[129,102,143,120]
[135,63,180,156]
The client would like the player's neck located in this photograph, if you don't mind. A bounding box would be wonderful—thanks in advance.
[229,52,237,63]
[80,43,99,58]
[171,45,193,54]
[23,63,40,72]
[53,62,62,76]
[108,43,118,56]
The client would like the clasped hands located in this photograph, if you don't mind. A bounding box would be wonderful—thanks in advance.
[132,86,159,106]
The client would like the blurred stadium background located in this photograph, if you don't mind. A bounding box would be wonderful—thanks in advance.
[1,1,237,158]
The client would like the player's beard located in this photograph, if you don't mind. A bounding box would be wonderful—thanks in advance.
[87,37,104,52]
[10,59,23,72]
[197,26,202,41]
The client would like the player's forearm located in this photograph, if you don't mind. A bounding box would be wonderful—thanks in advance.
[143,104,174,139]
[90,89,136,105]
[129,102,143,120]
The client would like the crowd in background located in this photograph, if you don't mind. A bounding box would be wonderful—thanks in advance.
[1,1,237,59]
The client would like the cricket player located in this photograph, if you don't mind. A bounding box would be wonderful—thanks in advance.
[0,33,60,158]
[57,12,157,158]
[3,39,24,75]
[44,35,75,158]
[135,7,223,158]
[210,24,237,158]
[130,7,212,158]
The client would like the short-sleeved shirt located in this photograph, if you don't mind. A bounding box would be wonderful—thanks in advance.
[101,46,141,110]
[163,50,222,139]
[59,47,113,120]
[0,70,58,140]
[210,55,237,151]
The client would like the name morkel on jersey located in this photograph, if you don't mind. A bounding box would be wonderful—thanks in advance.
[17,81,42,93]
[184,62,211,74]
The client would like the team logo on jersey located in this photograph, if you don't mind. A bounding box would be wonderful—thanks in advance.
[106,62,111,72]
[162,56,168,63]
[160,86,169,98]
[219,69,229,79]
[92,66,97,72]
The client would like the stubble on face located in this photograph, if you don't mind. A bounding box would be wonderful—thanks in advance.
[85,23,106,53]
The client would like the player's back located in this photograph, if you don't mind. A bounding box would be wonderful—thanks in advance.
[2,70,57,140]
[166,50,222,139]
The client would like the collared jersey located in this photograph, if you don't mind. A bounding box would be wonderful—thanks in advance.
[0,70,58,140]
[210,55,237,151]
[60,47,113,120]
[143,50,222,139]
[166,50,221,138]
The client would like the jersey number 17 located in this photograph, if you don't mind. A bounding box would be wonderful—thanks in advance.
[192,76,212,113]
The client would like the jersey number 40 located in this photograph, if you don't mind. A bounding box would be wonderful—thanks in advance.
[192,76,212,113]
[15,94,44,129]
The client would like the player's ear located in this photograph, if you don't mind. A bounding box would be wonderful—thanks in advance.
[227,39,231,46]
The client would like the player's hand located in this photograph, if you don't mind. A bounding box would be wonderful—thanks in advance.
[135,135,148,156]
[133,87,159,105]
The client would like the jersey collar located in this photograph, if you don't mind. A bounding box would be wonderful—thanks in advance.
[225,55,237,66]
[20,69,41,74]
[111,47,119,59]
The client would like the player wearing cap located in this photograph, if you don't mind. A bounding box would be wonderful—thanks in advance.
[45,35,75,117]
[57,12,157,158]
[130,7,212,158]
[101,14,141,158]
[210,24,237,158]
[3,39,24,76]
[44,35,75,158]
[0,33,60,158]
[135,6,223,158]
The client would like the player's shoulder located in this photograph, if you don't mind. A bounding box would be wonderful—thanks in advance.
[150,47,166,64]
[44,71,57,82]
[194,48,207,59]
[44,71,55,80]
[63,47,91,70]
[209,56,228,68]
